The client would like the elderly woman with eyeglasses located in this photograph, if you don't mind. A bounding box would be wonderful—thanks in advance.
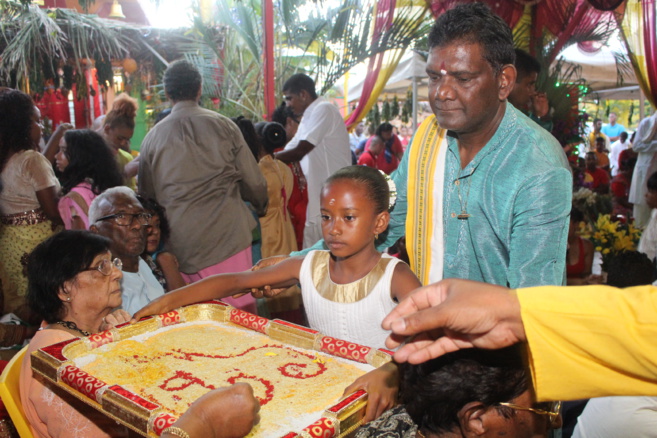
[18,230,262,438]
[19,230,131,438]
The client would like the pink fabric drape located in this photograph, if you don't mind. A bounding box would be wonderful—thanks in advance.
[534,0,617,62]
[642,0,657,105]
[344,0,397,127]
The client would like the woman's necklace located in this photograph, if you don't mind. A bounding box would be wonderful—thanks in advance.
[455,176,472,220]
[55,320,91,336]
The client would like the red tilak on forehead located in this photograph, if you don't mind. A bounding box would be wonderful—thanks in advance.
[440,61,445,70]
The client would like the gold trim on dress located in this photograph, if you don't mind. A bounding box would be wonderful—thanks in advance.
[0,208,48,226]
[311,252,394,303]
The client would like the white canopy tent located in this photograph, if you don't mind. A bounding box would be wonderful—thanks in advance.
[557,43,645,115]
[339,43,643,125]
[341,50,428,127]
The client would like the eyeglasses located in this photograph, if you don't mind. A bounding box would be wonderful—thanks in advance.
[499,401,562,427]
[96,212,152,227]
[82,258,123,276]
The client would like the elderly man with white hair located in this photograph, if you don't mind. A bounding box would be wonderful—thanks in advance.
[89,186,164,315]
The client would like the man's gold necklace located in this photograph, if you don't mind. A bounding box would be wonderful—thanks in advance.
[455,176,472,220]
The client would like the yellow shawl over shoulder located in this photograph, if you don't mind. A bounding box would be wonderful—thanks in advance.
[405,114,447,285]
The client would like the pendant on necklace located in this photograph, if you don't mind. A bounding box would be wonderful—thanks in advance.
[457,211,470,220]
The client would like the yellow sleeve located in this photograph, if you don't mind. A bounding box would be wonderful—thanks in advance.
[518,285,657,401]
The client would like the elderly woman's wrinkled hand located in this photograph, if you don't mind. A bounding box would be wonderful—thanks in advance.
[100,309,131,332]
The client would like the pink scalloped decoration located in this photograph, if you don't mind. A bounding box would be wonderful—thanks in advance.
[108,385,160,411]
[302,417,336,438]
[87,330,115,349]
[60,365,108,401]
[272,320,319,334]
[229,309,269,334]
[327,389,366,413]
[319,337,371,363]
[158,310,181,327]
[41,338,78,361]
[151,412,178,435]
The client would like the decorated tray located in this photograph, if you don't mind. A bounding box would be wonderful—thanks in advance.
[31,300,393,437]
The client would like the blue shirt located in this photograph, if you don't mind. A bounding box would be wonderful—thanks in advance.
[601,123,626,139]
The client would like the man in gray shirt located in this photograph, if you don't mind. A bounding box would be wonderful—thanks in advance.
[139,60,267,314]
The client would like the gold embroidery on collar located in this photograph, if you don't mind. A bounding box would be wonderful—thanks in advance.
[311,252,393,303]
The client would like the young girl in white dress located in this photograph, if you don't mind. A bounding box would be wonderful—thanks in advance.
[134,165,421,349]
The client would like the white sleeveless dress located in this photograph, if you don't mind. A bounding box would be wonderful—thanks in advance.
[299,250,402,349]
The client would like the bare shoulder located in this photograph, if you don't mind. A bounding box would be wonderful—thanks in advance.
[390,260,421,302]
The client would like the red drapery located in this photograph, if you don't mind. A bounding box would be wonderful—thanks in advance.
[642,0,657,104]
[533,0,617,62]
[344,0,397,127]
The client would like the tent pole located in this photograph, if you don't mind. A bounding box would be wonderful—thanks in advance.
[412,76,418,129]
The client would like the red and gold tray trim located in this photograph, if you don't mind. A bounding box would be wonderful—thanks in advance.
[158,310,184,327]
[40,337,77,361]
[58,365,109,403]
[274,320,319,335]
[150,413,178,436]
[327,390,367,414]
[317,337,372,364]
[300,417,337,438]
[109,385,161,411]
[84,329,116,349]
[229,308,271,334]
[32,301,390,437]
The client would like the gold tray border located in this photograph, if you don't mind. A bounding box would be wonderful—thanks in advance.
[31,300,391,437]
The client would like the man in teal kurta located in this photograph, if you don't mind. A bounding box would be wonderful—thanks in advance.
[383,104,571,288]
[295,3,571,289]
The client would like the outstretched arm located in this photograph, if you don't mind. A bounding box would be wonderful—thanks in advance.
[132,257,304,321]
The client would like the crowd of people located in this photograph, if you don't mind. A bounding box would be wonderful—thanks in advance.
[1,2,657,438]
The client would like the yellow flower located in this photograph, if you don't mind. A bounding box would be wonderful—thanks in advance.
[602,248,611,254]
[596,246,602,251]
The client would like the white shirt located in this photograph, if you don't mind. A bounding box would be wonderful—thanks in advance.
[630,113,657,205]
[284,97,351,234]
[120,258,165,316]
[609,139,630,176]
[349,132,367,153]
[638,209,657,262]
[572,397,657,438]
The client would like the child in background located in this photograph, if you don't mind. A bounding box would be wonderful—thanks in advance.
[255,121,304,324]
[134,165,421,349]
[254,121,298,258]
[56,129,123,230]
[138,196,186,292]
